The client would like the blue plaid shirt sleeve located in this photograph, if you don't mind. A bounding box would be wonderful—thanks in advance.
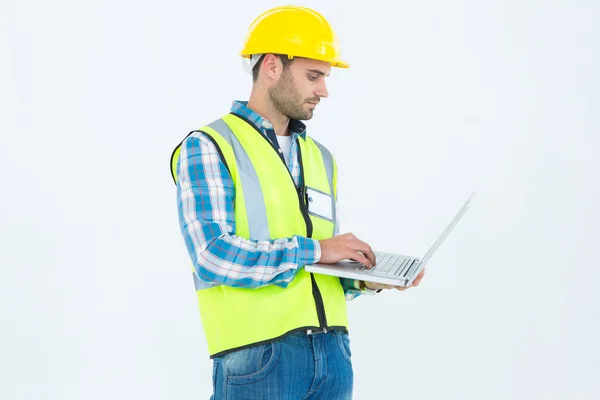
[176,133,321,289]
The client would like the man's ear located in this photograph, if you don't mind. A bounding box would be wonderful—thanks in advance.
[261,54,282,81]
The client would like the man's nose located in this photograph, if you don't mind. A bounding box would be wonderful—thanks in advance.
[315,81,329,98]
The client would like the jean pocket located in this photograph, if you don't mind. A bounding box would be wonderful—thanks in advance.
[336,332,352,364]
[224,341,281,385]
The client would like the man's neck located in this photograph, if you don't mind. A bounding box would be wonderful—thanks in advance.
[247,96,291,137]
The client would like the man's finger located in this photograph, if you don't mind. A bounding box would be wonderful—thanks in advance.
[348,239,376,267]
[412,268,426,286]
[346,250,371,268]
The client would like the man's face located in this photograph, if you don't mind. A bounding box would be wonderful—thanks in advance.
[269,57,331,121]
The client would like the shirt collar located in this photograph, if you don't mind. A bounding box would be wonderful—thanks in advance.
[230,100,307,140]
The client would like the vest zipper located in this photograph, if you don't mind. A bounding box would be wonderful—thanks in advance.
[295,144,314,238]
[310,272,328,330]
[231,113,325,330]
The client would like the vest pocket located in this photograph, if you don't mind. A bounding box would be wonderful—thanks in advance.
[224,340,281,385]
[306,186,334,222]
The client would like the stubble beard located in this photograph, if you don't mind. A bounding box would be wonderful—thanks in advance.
[269,71,313,121]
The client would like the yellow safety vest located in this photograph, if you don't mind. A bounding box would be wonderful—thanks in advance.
[171,113,349,357]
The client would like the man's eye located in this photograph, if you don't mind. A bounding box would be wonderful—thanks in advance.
[308,75,318,81]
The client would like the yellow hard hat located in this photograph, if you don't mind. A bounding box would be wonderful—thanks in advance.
[240,5,349,68]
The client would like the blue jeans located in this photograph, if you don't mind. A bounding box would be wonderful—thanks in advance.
[210,330,354,399]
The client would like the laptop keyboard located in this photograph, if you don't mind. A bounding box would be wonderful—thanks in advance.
[356,251,419,277]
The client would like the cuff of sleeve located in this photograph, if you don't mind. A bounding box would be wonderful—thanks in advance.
[296,236,321,267]
[343,279,381,296]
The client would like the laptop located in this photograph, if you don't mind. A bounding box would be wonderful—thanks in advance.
[304,192,474,287]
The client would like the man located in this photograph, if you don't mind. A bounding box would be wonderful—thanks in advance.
[171,5,425,399]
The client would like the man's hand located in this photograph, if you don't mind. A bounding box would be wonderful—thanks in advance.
[364,268,426,291]
[318,233,376,268]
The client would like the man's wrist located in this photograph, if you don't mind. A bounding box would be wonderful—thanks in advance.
[360,280,382,293]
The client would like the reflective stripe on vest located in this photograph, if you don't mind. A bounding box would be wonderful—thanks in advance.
[171,113,348,357]
[206,118,271,241]
[312,139,337,231]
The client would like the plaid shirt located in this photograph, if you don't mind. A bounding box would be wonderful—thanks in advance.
[176,100,375,300]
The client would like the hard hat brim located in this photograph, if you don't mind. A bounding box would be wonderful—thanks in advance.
[330,59,349,68]
[240,52,349,69]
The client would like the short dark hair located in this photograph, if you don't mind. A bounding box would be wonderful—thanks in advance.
[252,54,295,82]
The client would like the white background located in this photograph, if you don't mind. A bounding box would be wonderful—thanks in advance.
[1,0,599,399]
